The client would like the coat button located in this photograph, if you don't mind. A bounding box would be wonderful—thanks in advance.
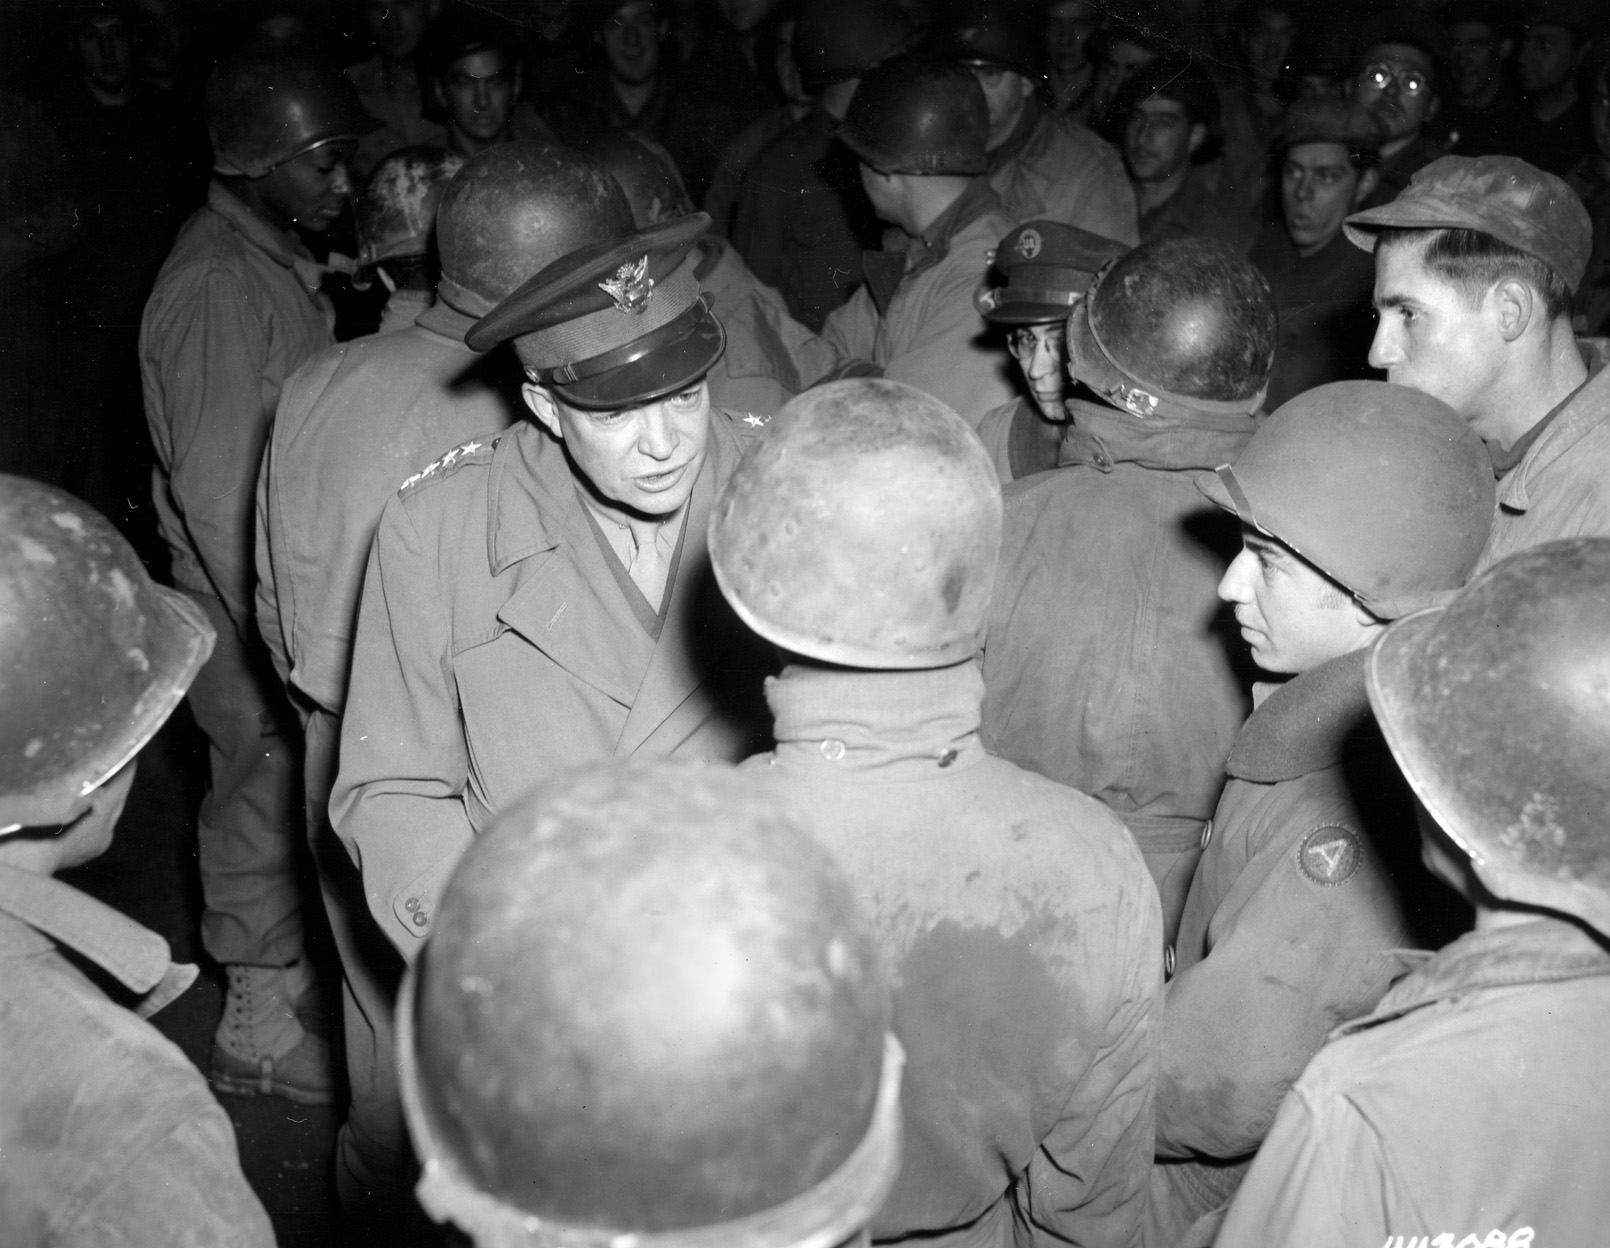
[820,739,846,761]
[1163,944,1176,978]
[412,912,428,928]
[405,897,419,911]
[937,747,958,768]
[1200,820,1213,850]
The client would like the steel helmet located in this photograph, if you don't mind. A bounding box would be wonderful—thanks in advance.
[928,0,1047,82]
[575,131,695,228]
[1070,236,1277,419]
[435,142,634,318]
[355,145,466,269]
[399,761,903,1248]
[1199,381,1495,618]
[206,41,381,178]
[838,52,989,176]
[0,477,214,832]
[1367,539,1610,938]
[709,379,1002,668]
[794,0,916,93]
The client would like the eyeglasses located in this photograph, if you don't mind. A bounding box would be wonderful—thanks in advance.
[1008,325,1068,355]
[1360,62,1430,96]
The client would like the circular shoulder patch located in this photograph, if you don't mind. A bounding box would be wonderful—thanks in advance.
[1297,825,1362,887]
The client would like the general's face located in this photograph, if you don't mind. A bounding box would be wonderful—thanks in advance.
[443,48,517,146]
[1353,43,1437,141]
[75,15,134,89]
[1448,20,1506,101]
[1516,24,1580,96]
[257,141,357,232]
[1009,321,1069,417]
[1280,140,1364,254]
[530,382,712,517]
[1369,237,1503,431]
[1218,528,1366,674]
[971,66,1036,151]
[1044,1,1099,75]
[1123,97,1202,182]
[603,0,663,85]
[366,0,436,60]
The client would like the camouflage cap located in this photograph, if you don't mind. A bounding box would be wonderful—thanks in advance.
[1344,154,1593,292]
[976,220,1129,325]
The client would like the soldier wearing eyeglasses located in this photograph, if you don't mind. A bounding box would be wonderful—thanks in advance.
[1350,21,1451,207]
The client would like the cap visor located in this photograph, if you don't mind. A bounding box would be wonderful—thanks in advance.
[982,299,1079,325]
[554,305,726,409]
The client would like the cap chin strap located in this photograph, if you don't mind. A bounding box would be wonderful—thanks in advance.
[396,963,907,1248]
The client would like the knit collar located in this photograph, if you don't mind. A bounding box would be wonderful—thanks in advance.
[765,660,988,782]
[1225,647,1374,783]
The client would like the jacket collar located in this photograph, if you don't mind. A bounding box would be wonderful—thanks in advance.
[1336,915,1610,1037]
[1056,395,1256,472]
[865,177,1004,312]
[0,865,197,1020]
[413,298,480,345]
[765,660,988,782]
[205,179,327,296]
[1497,342,1610,513]
[1226,647,1374,783]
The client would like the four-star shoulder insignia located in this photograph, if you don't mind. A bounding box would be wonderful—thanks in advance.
[1297,825,1362,887]
[398,436,500,493]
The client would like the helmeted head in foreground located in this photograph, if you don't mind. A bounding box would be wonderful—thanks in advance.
[709,379,1002,669]
[1,475,214,833]
[399,760,903,1248]
[1367,539,1610,938]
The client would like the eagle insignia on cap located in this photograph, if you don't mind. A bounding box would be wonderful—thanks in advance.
[599,255,653,315]
[1016,229,1042,260]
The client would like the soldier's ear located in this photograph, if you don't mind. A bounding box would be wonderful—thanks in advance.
[523,380,564,440]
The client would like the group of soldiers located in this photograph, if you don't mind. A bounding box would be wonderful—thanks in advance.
[4,4,1610,1248]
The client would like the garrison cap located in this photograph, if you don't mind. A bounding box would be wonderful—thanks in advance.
[467,213,725,410]
[1344,154,1593,292]
[976,220,1129,324]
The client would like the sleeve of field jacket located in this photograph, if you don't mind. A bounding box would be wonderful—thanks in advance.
[253,428,290,692]
[1157,815,1409,1161]
[820,283,880,367]
[1018,879,1161,1248]
[330,492,473,960]
[1064,138,1140,247]
[877,260,1014,426]
[149,265,273,634]
[1212,1085,1389,1248]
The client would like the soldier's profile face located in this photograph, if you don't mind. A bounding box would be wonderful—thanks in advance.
[1009,322,1069,418]
[258,142,358,233]
[1369,238,1503,435]
[1218,528,1366,674]
[535,382,713,517]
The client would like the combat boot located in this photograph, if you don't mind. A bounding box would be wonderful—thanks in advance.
[210,962,337,1104]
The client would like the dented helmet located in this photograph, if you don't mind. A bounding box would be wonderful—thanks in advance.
[1367,539,1610,938]
[0,477,214,831]
[709,379,1002,668]
[355,146,466,269]
[399,761,903,1248]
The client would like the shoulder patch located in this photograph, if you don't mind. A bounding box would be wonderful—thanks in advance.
[398,436,500,493]
[1297,825,1362,887]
